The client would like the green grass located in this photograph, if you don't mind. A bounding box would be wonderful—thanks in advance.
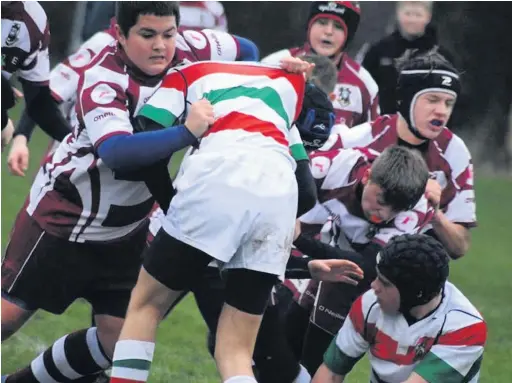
[2,108,512,382]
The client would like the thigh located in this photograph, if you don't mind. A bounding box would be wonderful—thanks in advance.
[1,210,85,314]
[142,228,214,292]
[85,223,149,318]
[192,266,226,334]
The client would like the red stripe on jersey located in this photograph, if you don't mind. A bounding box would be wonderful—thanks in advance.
[162,62,305,114]
[371,330,437,366]
[348,295,365,335]
[204,111,288,146]
[438,321,487,347]
[110,377,145,383]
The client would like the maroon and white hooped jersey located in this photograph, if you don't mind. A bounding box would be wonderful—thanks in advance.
[301,147,435,247]
[318,114,477,229]
[2,1,50,85]
[179,1,228,32]
[26,29,240,243]
[262,46,380,128]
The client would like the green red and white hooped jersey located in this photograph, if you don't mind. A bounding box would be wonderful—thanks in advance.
[138,60,309,167]
[330,282,486,383]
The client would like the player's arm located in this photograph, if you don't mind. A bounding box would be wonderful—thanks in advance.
[430,146,476,258]
[313,296,370,382]
[94,70,208,171]
[1,73,16,131]
[233,35,259,61]
[429,216,470,259]
[413,313,486,383]
[312,363,345,383]
[16,23,72,142]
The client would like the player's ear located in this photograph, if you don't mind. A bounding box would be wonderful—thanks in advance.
[329,92,336,102]
[115,24,127,47]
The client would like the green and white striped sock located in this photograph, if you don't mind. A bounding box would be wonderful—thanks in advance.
[110,340,155,383]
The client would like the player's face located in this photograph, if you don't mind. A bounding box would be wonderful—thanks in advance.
[309,18,346,57]
[361,181,398,224]
[372,272,401,314]
[117,14,177,76]
[413,91,456,139]
[397,3,431,37]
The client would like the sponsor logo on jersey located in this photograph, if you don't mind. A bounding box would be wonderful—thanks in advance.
[91,83,116,105]
[68,49,92,68]
[93,111,115,121]
[183,30,207,50]
[5,23,21,47]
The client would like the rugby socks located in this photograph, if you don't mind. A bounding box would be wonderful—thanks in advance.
[109,340,155,383]
[224,376,258,383]
[6,327,111,382]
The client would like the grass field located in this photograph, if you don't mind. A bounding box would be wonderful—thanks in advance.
[1,113,512,382]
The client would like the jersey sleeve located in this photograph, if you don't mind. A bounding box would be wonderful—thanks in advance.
[137,69,188,127]
[50,32,115,103]
[77,67,132,150]
[414,312,486,382]
[17,23,51,85]
[319,120,376,152]
[180,29,239,61]
[288,124,308,162]
[442,136,477,227]
[325,294,371,375]
[373,195,435,245]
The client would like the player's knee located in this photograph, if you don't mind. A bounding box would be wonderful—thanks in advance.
[128,267,176,319]
[95,315,124,358]
[1,296,34,341]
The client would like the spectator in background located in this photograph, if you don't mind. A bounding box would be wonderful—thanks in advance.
[362,1,453,114]
[81,1,228,42]
[179,1,228,31]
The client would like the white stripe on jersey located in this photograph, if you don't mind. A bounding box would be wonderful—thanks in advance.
[189,72,299,124]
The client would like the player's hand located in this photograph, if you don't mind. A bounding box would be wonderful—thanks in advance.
[184,99,215,138]
[425,179,442,210]
[1,118,15,151]
[7,135,30,177]
[293,219,302,241]
[308,259,364,285]
[12,86,24,100]
[280,57,315,77]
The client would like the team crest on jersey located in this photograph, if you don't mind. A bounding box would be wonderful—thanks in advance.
[337,87,352,106]
[5,23,21,47]
[413,338,430,362]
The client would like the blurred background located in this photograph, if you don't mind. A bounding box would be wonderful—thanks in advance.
[40,1,512,173]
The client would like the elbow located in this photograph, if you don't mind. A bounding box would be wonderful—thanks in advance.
[448,232,471,260]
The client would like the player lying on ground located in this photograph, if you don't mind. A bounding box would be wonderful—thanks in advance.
[313,234,487,383]
[107,55,364,383]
